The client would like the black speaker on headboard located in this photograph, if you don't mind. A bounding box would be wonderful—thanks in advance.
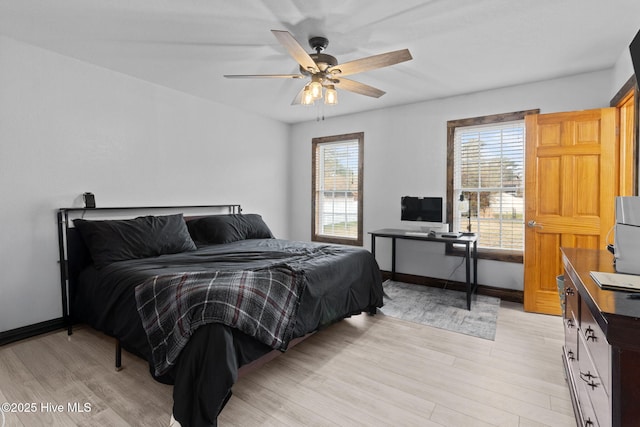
[630,29,640,81]
[83,192,96,208]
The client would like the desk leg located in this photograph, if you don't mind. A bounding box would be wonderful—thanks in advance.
[391,238,396,281]
[371,234,376,258]
[465,242,471,310]
[473,240,478,292]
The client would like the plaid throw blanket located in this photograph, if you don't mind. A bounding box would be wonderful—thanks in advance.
[135,266,306,376]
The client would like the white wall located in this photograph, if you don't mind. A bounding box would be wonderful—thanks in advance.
[0,36,290,333]
[611,44,635,98]
[289,70,614,291]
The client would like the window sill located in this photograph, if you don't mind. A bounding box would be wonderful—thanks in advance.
[312,235,362,247]
[446,245,523,263]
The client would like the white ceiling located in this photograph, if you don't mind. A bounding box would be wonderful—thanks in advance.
[1,0,639,124]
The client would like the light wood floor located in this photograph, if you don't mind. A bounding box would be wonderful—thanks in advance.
[0,301,575,426]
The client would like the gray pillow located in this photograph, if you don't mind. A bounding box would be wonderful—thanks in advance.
[186,214,273,245]
[74,214,197,269]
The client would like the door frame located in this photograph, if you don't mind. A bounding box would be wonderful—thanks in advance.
[610,74,638,196]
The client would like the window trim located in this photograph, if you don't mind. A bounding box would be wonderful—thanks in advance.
[446,109,539,263]
[311,132,364,246]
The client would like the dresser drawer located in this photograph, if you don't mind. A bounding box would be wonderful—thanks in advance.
[578,334,610,427]
[564,274,579,319]
[577,376,601,427]
[564,305,579,366]
[580,299,611,393]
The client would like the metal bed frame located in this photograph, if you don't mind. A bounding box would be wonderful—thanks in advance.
[57,204,242,369]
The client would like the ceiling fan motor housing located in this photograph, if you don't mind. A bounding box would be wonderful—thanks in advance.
[300,36,339,77]
[300,52,338,75]
[309,36,329,52]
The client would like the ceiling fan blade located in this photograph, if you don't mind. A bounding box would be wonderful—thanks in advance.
[333,78,386,98]
[328,49,412,77]
[224,74,304,79]
[271,30,319,74]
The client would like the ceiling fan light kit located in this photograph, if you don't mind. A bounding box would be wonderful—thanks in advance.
[324,85,338,105]
[224,30,412,108]
[309,75,323,99]
[301,84,314,105]
[301,74,336,106]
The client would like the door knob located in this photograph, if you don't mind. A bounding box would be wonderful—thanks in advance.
[527,220,543,229]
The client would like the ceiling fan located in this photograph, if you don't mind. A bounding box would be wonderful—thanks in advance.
[224,30,413,106]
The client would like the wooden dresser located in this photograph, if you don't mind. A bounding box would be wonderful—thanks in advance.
[561,248,640,427]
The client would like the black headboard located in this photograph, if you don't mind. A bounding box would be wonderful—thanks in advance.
[57,204,242,333]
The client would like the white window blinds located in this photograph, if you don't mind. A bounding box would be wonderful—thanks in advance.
[453,121,525,250]
[314,138,361,242]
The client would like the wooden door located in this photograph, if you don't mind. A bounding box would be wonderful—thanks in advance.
[616,86,636,196]
[524,108,618,314]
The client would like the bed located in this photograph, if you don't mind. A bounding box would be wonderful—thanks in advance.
[57,205,384,427]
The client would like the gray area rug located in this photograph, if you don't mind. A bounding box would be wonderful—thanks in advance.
[379,280,500,340]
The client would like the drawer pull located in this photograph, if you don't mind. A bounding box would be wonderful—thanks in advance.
[580,371,600,390]
[584,326,597,342]
[584,419,594,427]
[567,350,575,361]
[566,318,575,328]
[580,370,595,380]
[565,286,575,296]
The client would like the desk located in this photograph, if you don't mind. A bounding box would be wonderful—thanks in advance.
[369,228,478,310]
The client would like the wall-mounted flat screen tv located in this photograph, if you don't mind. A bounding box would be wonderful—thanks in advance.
[630,29,640,79]
[401,196,443,222]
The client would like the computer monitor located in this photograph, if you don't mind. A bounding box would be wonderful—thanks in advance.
[401,196,443,225]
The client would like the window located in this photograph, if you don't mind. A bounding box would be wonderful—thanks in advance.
[447,110,538,262]
[312,132,363,246]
